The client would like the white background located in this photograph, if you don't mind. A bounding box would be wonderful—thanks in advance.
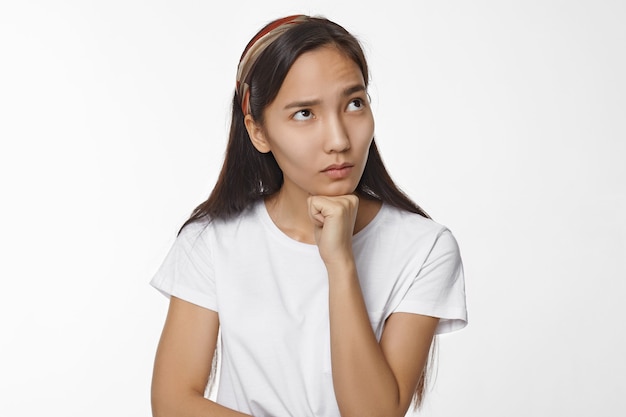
[1,1,624,416]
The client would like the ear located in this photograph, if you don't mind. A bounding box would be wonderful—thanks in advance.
[244,114,271,154]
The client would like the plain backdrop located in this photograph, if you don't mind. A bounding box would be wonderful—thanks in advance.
[1,1,624,416]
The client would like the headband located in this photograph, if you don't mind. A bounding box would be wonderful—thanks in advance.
[236,15,310,116]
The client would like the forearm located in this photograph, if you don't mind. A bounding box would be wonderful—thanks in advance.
[326,261,404,417]
[152,298,251,417]
[152,389,252,417]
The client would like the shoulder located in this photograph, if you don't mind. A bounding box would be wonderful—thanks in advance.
[180,203,261,235]
[355,204,461,269]
[374,205,462,264]
[378,204,451,241]
[177,202,266,251]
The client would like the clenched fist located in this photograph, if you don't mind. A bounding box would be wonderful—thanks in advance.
[307,194,359,268]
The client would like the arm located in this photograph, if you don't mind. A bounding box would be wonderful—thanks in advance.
[151,296,252,417]
[328,265,439,417]
[309,196,439,417]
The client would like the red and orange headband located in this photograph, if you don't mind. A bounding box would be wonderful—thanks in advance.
[235,15,310,116]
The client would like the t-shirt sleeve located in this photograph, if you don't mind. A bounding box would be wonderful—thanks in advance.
[150,221,217,312]
[394,228,467,334]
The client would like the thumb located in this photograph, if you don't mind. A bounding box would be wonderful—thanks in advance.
[307,196,325,226]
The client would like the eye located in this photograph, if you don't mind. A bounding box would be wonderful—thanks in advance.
[346,98,365,112]
[292,109,313,121]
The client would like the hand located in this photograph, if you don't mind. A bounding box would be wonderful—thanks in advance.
[307,194,359,267]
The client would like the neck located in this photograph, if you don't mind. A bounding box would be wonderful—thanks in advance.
[264,187,382,245]
[265,187,315,244]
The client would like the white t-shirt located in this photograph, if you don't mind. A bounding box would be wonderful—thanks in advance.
[151,201,467,417]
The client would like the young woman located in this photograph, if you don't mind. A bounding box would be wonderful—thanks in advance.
[151,15,467,417]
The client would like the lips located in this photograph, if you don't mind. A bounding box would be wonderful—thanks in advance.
[322,162,354,172]
[321,162,354,179]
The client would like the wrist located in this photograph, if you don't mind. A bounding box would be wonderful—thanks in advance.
[324,256,357,278]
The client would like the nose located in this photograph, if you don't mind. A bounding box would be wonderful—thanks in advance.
[323,114,350,153]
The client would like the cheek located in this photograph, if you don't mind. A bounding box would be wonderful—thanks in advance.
[350,115,375,150]
[266,128,315,167]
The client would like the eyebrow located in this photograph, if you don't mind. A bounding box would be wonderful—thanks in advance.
[282,84,367,110]
[343,84,366,97]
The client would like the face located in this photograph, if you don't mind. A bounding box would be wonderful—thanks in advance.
[246,45,375,198]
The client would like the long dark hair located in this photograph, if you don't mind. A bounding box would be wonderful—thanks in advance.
[182,16,428,230]
[182,16,433,408]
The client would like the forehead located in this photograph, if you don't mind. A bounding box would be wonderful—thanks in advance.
[275,46,365,99]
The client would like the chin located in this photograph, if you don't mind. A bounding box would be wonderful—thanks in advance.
[313,183,359,197]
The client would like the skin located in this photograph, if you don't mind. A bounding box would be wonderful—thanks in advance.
[246,45,378,243]
[152,46,439,417]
